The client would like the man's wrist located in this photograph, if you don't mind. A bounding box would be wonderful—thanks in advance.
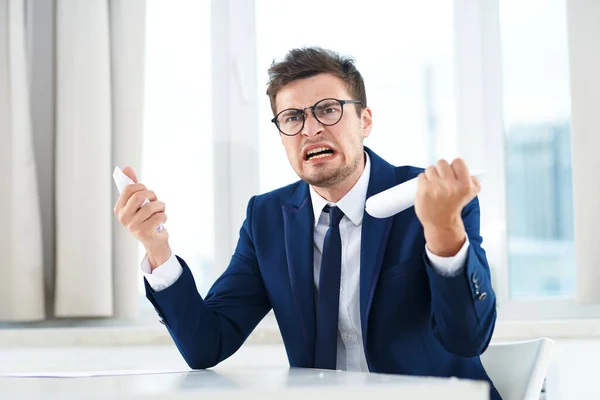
[145,243,172,271]
[423,217,466,257]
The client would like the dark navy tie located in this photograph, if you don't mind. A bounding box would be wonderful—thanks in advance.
[314,205,345,370]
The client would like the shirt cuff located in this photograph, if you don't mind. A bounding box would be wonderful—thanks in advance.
[141,251,183,292]
[425,236,470,277]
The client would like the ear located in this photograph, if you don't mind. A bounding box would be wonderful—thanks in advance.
[360,107,373,139]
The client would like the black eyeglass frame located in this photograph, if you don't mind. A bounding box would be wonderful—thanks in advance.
[271,98,364,136]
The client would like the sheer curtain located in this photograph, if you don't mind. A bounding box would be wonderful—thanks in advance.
[53,0,146,318]
[0,0,146,321]
[0,0,45,321]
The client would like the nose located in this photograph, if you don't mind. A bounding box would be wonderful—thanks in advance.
[300,110,323,138]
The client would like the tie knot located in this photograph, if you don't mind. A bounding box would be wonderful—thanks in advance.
[324,205,344,227]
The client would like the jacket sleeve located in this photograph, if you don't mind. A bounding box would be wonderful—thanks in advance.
[145,196,272,369]
[424,196,497,357]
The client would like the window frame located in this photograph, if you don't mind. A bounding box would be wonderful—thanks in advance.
[454,0,600,320]
[210,0,261,276]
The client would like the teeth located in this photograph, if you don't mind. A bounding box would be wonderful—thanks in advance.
[310,153,333,160]
[307,147,331,155]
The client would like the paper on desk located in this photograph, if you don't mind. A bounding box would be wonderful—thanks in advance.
[0,368,191,378]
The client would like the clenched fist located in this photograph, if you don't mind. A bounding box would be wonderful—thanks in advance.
[113,167,171,269]
[415,158,481,257]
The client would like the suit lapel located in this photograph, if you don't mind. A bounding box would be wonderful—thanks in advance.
[282,181,316,367]
[360,148,395,345]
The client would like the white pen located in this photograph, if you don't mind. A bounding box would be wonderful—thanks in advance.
[112,166,164,233]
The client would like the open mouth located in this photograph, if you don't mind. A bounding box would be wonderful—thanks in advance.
[305,147,335,161]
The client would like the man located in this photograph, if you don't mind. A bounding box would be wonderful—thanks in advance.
[115,47,500,399]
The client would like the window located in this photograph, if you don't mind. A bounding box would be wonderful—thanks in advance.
[137,0,599,325]
[255,0,456,193]
[499,0,574,298]
[140,0,214,297]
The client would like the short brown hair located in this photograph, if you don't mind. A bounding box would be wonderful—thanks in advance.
[266,47,367,115]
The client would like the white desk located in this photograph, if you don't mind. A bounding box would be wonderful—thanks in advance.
[0,367,489,400]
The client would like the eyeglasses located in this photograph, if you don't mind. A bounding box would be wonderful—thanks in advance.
[271,98,364,136]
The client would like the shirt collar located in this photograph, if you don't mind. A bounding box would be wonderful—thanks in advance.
[309,152,371,227]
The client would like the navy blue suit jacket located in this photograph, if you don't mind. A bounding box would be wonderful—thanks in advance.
[146,147,500,399]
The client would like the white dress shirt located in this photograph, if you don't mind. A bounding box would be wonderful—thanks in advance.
[142,152,470,372]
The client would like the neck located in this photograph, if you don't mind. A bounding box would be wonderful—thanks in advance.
[312,156,366,203]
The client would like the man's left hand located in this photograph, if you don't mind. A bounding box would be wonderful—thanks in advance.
[415,158,481,257]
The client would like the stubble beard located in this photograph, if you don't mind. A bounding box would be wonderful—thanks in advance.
[300,146,363,188]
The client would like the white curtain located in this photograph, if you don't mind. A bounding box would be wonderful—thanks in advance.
[54,0,146,317]
[0,0,146,321]
[0,0,45,321]
[568,0,600,303]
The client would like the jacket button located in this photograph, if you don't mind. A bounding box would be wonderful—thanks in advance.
[478,292,487,300]
[471,274,479,284]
